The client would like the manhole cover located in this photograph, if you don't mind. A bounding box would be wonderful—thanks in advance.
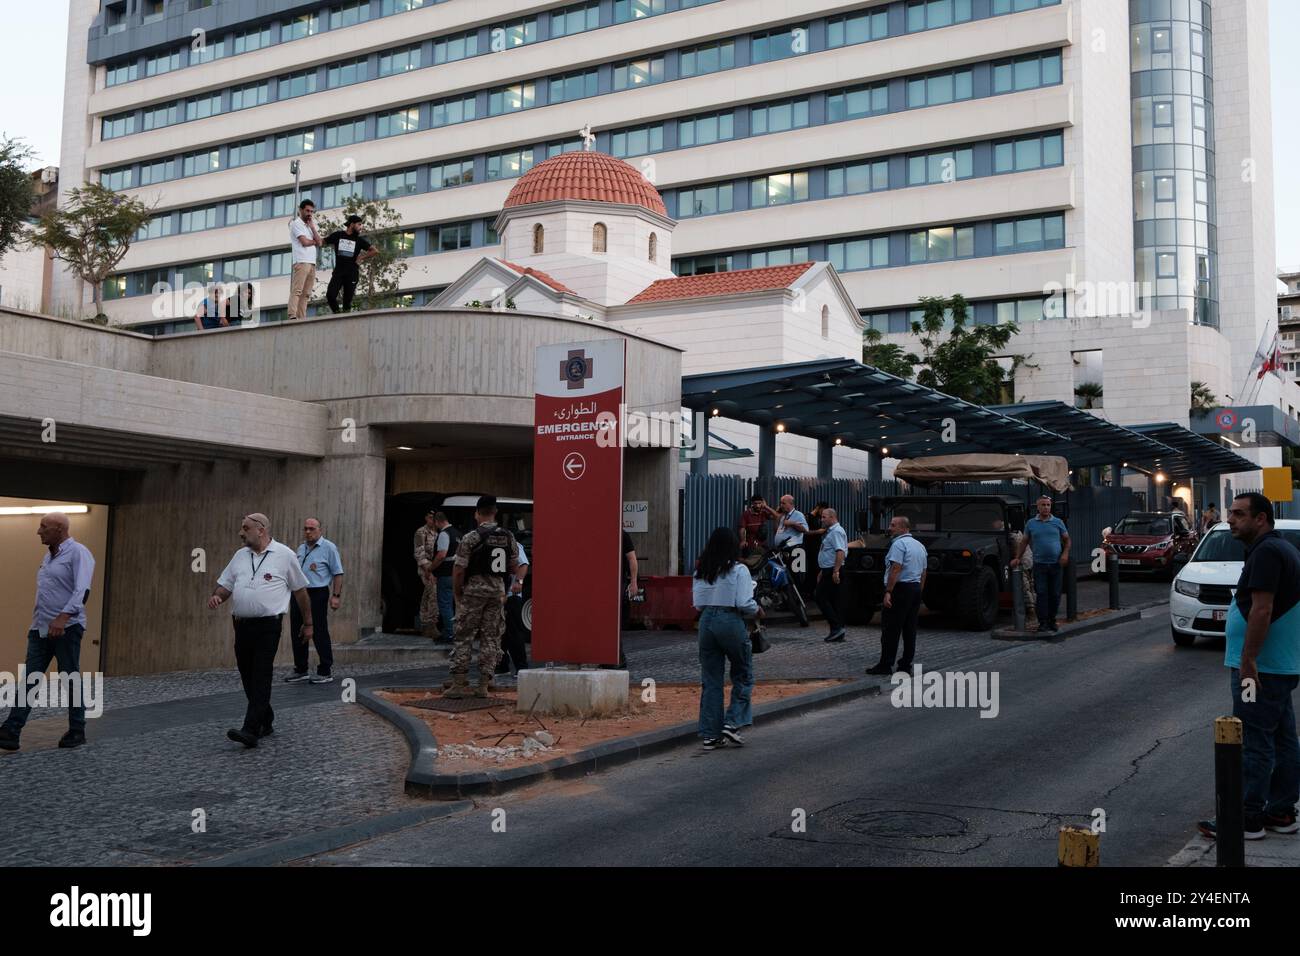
[405,696,511,712]
[843,810,967,840]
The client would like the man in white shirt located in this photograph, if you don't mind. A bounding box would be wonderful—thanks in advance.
[207,513,311,747]
[287,199,321,320]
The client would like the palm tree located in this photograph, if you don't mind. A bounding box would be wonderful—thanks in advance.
[1190,381,1217,412]
[1074,381,1103,410]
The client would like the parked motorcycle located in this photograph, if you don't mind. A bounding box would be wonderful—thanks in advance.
[750,549,809,627]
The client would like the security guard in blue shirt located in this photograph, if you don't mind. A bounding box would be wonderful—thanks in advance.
[867,516,927,675]
[288,517,344,684]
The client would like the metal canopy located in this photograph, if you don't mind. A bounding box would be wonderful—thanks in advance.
[987,401,1178,469]
[1127,422,1258,479]
[682,359,1070,460]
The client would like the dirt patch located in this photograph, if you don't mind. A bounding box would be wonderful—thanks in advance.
[378,680,848,773]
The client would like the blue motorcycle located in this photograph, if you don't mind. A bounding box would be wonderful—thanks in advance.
[751,549,810,627]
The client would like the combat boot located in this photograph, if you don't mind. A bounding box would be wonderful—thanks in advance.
[473,673,493,698]
[443,675,471,699]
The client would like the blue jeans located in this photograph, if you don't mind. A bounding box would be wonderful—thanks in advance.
[1032,562,1063,628]
[3,625,86,736]
[697,607,753,739]
[436,576,455,643]
[1230,668,1300,821]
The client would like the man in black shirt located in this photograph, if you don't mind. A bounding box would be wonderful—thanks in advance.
[1198,492,1300,841]
[323,215,377,314]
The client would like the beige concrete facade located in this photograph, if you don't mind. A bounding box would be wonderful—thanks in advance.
[0,305,682,673]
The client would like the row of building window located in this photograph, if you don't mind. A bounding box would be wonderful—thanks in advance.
[98,3,1058,142]
[861,294,1056,334]
[98,44,1065,199]
[672,213,1066,276]
[101,0,720,91]
[123,125,1065,246]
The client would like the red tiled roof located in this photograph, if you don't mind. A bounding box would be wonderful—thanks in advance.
[503,151,669,217]
[625,263,816,304]
[499,259,576,295]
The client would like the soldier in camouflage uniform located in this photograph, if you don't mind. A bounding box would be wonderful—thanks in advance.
[413,511,441,638]
[447,495,520,698]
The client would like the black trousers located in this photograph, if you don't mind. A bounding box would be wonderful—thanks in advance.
[326,272,357,313]
[498,596,530,673]
[879,581,922,668]
[289,586,334,675]
[234,615,282,734]
[815,570,842,634]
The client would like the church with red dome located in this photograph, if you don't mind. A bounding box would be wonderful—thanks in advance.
[433,147,869,476]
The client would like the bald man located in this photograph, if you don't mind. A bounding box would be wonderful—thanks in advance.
[208,514,311,748]
[0,512,96,751]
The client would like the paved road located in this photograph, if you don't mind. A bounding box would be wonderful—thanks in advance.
[309,609,1237,867]
[0,576,1174,866]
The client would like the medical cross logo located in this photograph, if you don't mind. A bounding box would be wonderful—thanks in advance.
[561,349,594,390]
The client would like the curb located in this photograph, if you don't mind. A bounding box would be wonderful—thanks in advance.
[195,799,472,866]
[992,607,1143,642]
[364,678,883,801]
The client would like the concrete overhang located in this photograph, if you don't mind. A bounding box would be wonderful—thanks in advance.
[0,349,328,467]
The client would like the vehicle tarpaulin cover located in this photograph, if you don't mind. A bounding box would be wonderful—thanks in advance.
[893,454,1071,493]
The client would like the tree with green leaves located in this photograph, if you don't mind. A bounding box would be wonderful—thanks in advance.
[1190,381,1217,412]
[313,194,408,311]
[26,182,153,322]
[910,294,1027,404]
[862,327,916,379]
[0,136,35,263]
[1074,381,1103,410]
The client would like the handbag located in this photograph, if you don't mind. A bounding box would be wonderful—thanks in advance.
[750,623,771,654]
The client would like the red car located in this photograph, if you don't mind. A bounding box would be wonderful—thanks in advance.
[1101,511,1199,579]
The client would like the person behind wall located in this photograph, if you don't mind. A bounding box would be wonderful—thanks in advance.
[287,199,321,321]
[692,526,761,751]
[323,215,378,314]
[193,284,229,331]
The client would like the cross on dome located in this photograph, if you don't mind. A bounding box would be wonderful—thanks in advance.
[578,123,595,151]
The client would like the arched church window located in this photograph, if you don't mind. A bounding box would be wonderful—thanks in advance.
[648,232,658,263]
[593,222,607,253]
[533,223,544,254]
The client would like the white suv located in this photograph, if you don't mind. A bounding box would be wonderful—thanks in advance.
[1169,519,1300,646]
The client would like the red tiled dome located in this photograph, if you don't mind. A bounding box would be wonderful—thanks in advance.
[503,151,669,217]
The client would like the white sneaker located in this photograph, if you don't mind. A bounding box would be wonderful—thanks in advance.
[308,674,334,684]
[721,725,745,746]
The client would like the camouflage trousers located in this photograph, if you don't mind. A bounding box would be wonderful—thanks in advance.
[419,576,440,631]
[449,586,506,677]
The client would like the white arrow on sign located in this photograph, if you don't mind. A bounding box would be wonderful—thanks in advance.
[562,452,586,480]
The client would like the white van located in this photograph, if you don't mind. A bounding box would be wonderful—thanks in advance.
[1169,519,1300,646]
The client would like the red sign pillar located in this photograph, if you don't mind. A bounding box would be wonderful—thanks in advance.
[531,340,626,665]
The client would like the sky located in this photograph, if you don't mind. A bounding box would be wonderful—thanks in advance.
[2,0,1297,267]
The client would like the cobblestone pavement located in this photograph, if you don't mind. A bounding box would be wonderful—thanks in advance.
[0,579,1168,866]
[22,661,427,722]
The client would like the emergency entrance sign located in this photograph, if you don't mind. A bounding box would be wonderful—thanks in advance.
[532,339,626,664]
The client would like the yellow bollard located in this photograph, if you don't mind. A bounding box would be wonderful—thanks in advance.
[1058,825,1100,867]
